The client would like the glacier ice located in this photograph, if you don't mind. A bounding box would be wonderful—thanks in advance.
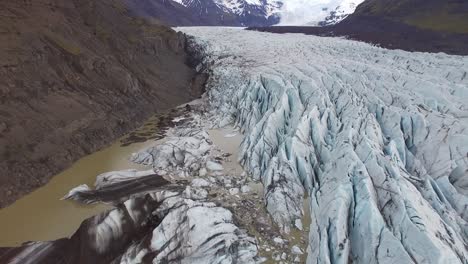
[179,27,468,263]
[15,186,258,263]
[149,195,257,264]
[130,130,213,177]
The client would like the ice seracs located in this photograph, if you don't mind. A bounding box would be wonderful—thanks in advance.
[180,27,468,263]
[25,180,259,263]
[130,130,213,177]
[150,195,258,264]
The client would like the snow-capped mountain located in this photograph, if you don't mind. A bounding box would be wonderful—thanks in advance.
[318,0,365,25]
[278,0,365,25]
[213,0,282,18]
[171,0,282,26]
[144,0,362,26]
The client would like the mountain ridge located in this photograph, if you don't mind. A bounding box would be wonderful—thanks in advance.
[353,0,468,34]
[126,0,364,27]
[248,0,468,55]
[0,0,203,208]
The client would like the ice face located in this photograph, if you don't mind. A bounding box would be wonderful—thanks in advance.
[61,187,258,264]
[179,27,468,263]
[130,130,213,173]
[149,195,258,264]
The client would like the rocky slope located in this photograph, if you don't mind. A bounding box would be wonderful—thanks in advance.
[126,0,281,26]
[353,0,468,34]
[117,0,366,27]
[250,0,468,55]
[332,0,468,53]
[0,0,203,208]
[124,0,240,26]
[172,0,282,26]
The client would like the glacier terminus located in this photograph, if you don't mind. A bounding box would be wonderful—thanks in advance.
[179,27,468,264]
[3,26,467,264]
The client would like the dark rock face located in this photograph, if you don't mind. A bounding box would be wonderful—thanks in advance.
[337,15,468,55]
[171,0,281,27]
[124,0,241,26]
[353,0,468,34]
[248,0,468,55]
[318,10,351,26]
[0,0,203,208]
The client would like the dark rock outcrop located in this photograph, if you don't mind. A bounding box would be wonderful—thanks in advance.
[125,0,280,27]
[353,0,468,34]
[0,0,203,208]
[124,0,241,26]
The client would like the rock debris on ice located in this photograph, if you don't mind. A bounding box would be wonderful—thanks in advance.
[131,130,214,178]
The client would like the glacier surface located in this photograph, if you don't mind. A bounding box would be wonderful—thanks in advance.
[179,27,468,263]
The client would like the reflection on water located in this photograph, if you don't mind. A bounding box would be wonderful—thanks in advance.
[120,109,186,146]
[0,117,163,247]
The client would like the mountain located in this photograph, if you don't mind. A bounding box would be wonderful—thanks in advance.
[0,0,203,208]
[124,0,241,26]
[173,0,283,26]
[249,0,468,55]
[352,0,468,34]
[318,0,365,26]
[279,0,364,26]
[125,0,281,26]
[332,0,468,53]
[126,0,363,27]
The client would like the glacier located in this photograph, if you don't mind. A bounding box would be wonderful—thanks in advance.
[4,27,468,264]
[12,185,259,264]
[49,102,305,263]
[178,27,468,263]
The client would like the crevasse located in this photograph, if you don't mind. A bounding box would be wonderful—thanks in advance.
[180,27,468,263]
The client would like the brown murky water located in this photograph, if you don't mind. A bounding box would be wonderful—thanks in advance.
[208,126,245,176]
[0,118,163,247]
[1,114,312,263]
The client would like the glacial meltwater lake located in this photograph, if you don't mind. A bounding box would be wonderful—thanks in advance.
[0,116,163,246]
